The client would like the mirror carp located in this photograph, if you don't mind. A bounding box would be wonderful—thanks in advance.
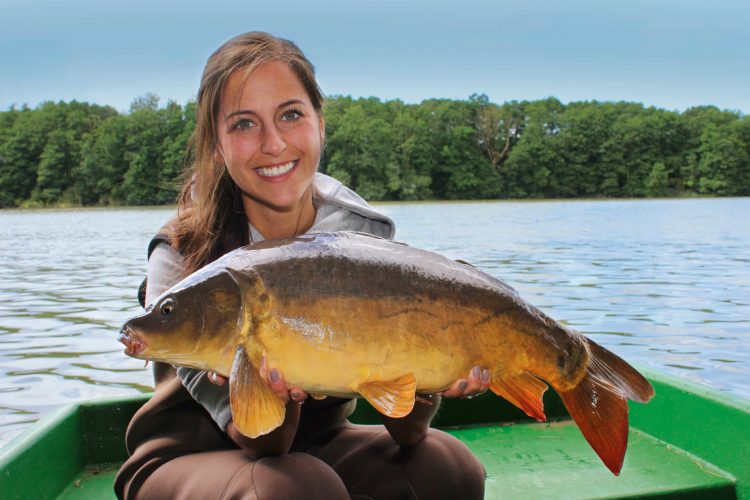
[119,231,654,475]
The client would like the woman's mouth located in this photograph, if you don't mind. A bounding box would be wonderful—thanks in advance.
[256,161,297,178]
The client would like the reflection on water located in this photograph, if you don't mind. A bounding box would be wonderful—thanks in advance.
[1,198,749,447]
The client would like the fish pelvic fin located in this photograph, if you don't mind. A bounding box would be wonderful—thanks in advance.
[558,340,655,476]
[358,373,417,418]
[490,372,548,422]
[229,345,285,439]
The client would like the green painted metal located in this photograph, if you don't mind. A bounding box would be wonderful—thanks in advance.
[55,465,120,500]
[77,397,147,465]
[631,369,750,499]
[0,404,85,500]
[0,370,748,499]
[453,422,734,499]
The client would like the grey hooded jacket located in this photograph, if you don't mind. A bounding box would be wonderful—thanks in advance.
[144,173,395,429]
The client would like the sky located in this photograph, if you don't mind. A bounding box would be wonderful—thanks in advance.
[2,0,748,114]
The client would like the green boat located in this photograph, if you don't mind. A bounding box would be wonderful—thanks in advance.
[1,368,748,499]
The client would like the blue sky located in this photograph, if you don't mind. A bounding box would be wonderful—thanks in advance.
[2,0,748,114]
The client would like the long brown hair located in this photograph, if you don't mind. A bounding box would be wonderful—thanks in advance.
[173,32,325,274]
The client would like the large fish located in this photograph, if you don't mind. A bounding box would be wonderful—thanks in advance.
[119,231,654,474]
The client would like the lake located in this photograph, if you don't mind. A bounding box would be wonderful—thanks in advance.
[1,198,748,448]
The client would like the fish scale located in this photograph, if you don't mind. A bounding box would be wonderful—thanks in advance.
[119,231,654,475]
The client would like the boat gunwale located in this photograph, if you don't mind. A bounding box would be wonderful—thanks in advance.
[1,368,748,499]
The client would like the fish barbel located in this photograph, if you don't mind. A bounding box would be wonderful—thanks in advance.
[119,231,654,475]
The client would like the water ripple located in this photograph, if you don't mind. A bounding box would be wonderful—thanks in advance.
[1,199,749,447]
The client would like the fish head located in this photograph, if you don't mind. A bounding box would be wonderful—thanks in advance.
[118,268,244,371]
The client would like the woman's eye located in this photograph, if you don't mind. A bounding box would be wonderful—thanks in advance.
[281,109,302,122]
[160,298,175,316]
[232,118,254,131]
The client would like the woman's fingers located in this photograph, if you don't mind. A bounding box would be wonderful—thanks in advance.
[480,368,491,391]
[264,356,308,404]
[206,357,308,405]
[464,366,483,395]
[441,377,469,398]
[267,367,290,402]
[207,372,227,386]
[289,387,308,404]
[441,366,491,399]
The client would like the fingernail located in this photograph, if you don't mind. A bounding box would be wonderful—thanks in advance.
[269,369,280,383]
[458,380,468,392]
[471,366,481,379]
[291,390,304,402]
[482,369,491,384]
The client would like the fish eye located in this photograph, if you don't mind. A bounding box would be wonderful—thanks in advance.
[160,298,175,316]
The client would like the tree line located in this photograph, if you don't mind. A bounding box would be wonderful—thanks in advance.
[1,93,748,208]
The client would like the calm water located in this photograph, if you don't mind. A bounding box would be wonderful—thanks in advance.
[1,198,749,447]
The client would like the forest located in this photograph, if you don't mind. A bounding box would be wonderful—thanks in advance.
[0,93,748,208]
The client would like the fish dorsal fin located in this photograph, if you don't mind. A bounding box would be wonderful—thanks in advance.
[358,373,417,418]
[490,372,548,422]
[229,346,285,438]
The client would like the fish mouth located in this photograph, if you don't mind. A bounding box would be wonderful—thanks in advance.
[118,325,146,357]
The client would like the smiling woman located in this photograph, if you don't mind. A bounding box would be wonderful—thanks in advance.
[216,62,325,238]
[113,32,487,500]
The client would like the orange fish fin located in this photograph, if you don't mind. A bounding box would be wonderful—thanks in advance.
[229,346,285,439]
[559,374,629,475]
[558,340,654,476]
[358,373,417,418]
[490,372,548,422]
[585,339,655,403]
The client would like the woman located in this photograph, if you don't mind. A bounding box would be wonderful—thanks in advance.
[116,32,487,499]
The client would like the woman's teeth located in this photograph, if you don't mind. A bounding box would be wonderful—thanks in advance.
[257,161,295,177]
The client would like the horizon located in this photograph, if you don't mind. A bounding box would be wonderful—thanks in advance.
[4,92,745,117]
[2,0,748,115]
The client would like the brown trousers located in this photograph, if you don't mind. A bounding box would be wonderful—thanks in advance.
[115,374,485,500]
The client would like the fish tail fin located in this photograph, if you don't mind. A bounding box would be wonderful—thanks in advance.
[489,372,548,422]
[558,340,655,475]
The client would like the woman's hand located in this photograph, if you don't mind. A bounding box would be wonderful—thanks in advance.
[382,392,441,447]
[440,365,491,399]
[257,356,308,404]
[206,357,308,404]
[383,366,490,446]
[209,357,307,457]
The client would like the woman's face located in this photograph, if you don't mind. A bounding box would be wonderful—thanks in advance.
[215,61,324,215]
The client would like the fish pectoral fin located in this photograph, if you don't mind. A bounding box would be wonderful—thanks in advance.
[229,346,285,439]
[358,373,417,418]
[490,371,548,422]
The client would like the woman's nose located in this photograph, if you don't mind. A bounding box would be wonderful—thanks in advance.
[260,124,287,156]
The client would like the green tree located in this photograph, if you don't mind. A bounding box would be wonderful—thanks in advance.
[156,100,194,204]
[471,94,523,172]
[73,114,130,205]
[695,122,750,195]
[34,129,72,203]
[0,106,40,206]
[645,162,669,197]
[323,97,401,200]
